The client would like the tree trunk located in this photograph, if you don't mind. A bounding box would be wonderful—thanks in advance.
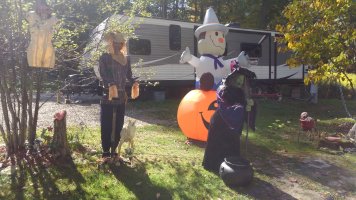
[260,0,272,29]
[180,0,186,20]
[161,0,168,18]
[28,71,34,146]
[28,70,43,147]
[172,0,179,19]
[19,57,28,148]
[194,0,198,22]
[199,2,205,23]
[343,72,356,100]
[51,110,70,158]
[213,0,220,17]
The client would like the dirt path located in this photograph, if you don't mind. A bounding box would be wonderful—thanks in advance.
[239,144,356,200]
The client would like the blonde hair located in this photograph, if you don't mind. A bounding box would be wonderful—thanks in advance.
[104,32,127,65]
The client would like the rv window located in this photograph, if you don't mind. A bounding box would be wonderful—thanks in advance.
[169,25,181,51]
[241,43,262,58]
[129,39,151,55]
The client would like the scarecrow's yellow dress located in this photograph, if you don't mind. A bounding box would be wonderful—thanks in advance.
[26,11,58,68]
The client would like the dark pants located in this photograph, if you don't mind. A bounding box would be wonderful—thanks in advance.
[100,103,125,157]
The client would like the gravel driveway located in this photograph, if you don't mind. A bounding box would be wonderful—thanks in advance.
[37,99,101,128]
[0,93,155,129]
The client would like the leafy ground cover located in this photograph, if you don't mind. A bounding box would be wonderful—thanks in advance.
[0,98,355,199]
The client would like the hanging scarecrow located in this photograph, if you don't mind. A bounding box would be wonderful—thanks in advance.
[26,0,58,68]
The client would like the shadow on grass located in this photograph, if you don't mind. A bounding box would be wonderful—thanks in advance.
[232,178,297,200]
[161,159,297,199]
[8,152,86,200]
[243,141,356,196]
[186,133,355,198]
[163,160,217,199]
[186,139,294,198]
[109,161,172,200]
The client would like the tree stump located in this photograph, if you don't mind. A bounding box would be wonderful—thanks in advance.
[51,110,70,158]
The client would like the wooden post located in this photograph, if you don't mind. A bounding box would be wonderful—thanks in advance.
[52,110,70,158]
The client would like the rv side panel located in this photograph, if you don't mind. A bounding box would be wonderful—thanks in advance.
[225,28,306,82]
[129,22,195,83]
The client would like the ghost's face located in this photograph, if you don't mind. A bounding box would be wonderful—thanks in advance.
[198,30,226,56]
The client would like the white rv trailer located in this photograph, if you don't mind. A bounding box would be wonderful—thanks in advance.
[126,16,198,87]
[88,15,307,90]
[224,26,307,84]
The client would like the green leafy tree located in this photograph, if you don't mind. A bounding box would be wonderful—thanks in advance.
[0,0,148,156]
[276,0,355,96]
[141,0,290,29]
[186,0,290,29]
[0,0,33,154]
[146,0,188,21]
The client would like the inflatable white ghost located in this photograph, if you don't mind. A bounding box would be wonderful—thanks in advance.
[180,7,249,89]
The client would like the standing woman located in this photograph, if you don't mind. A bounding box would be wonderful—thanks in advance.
[99,32,139,162]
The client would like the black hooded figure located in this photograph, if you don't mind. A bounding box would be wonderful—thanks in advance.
[202,65,257,173]
[224,67,257,131]
[202,86,246,172]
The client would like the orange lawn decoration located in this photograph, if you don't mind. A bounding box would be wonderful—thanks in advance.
[177,90,218,141]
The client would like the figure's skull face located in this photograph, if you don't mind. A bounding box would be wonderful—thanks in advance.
[198,30,226,56]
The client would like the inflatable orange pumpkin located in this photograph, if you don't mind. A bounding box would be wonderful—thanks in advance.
[177,90,218,141]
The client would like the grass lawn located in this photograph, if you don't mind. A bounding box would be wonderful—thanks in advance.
[0,98,355,199]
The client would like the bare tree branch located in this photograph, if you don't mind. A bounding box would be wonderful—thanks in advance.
[0,124,8,146]
[29,70,43,146]
[0,76,11,137]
